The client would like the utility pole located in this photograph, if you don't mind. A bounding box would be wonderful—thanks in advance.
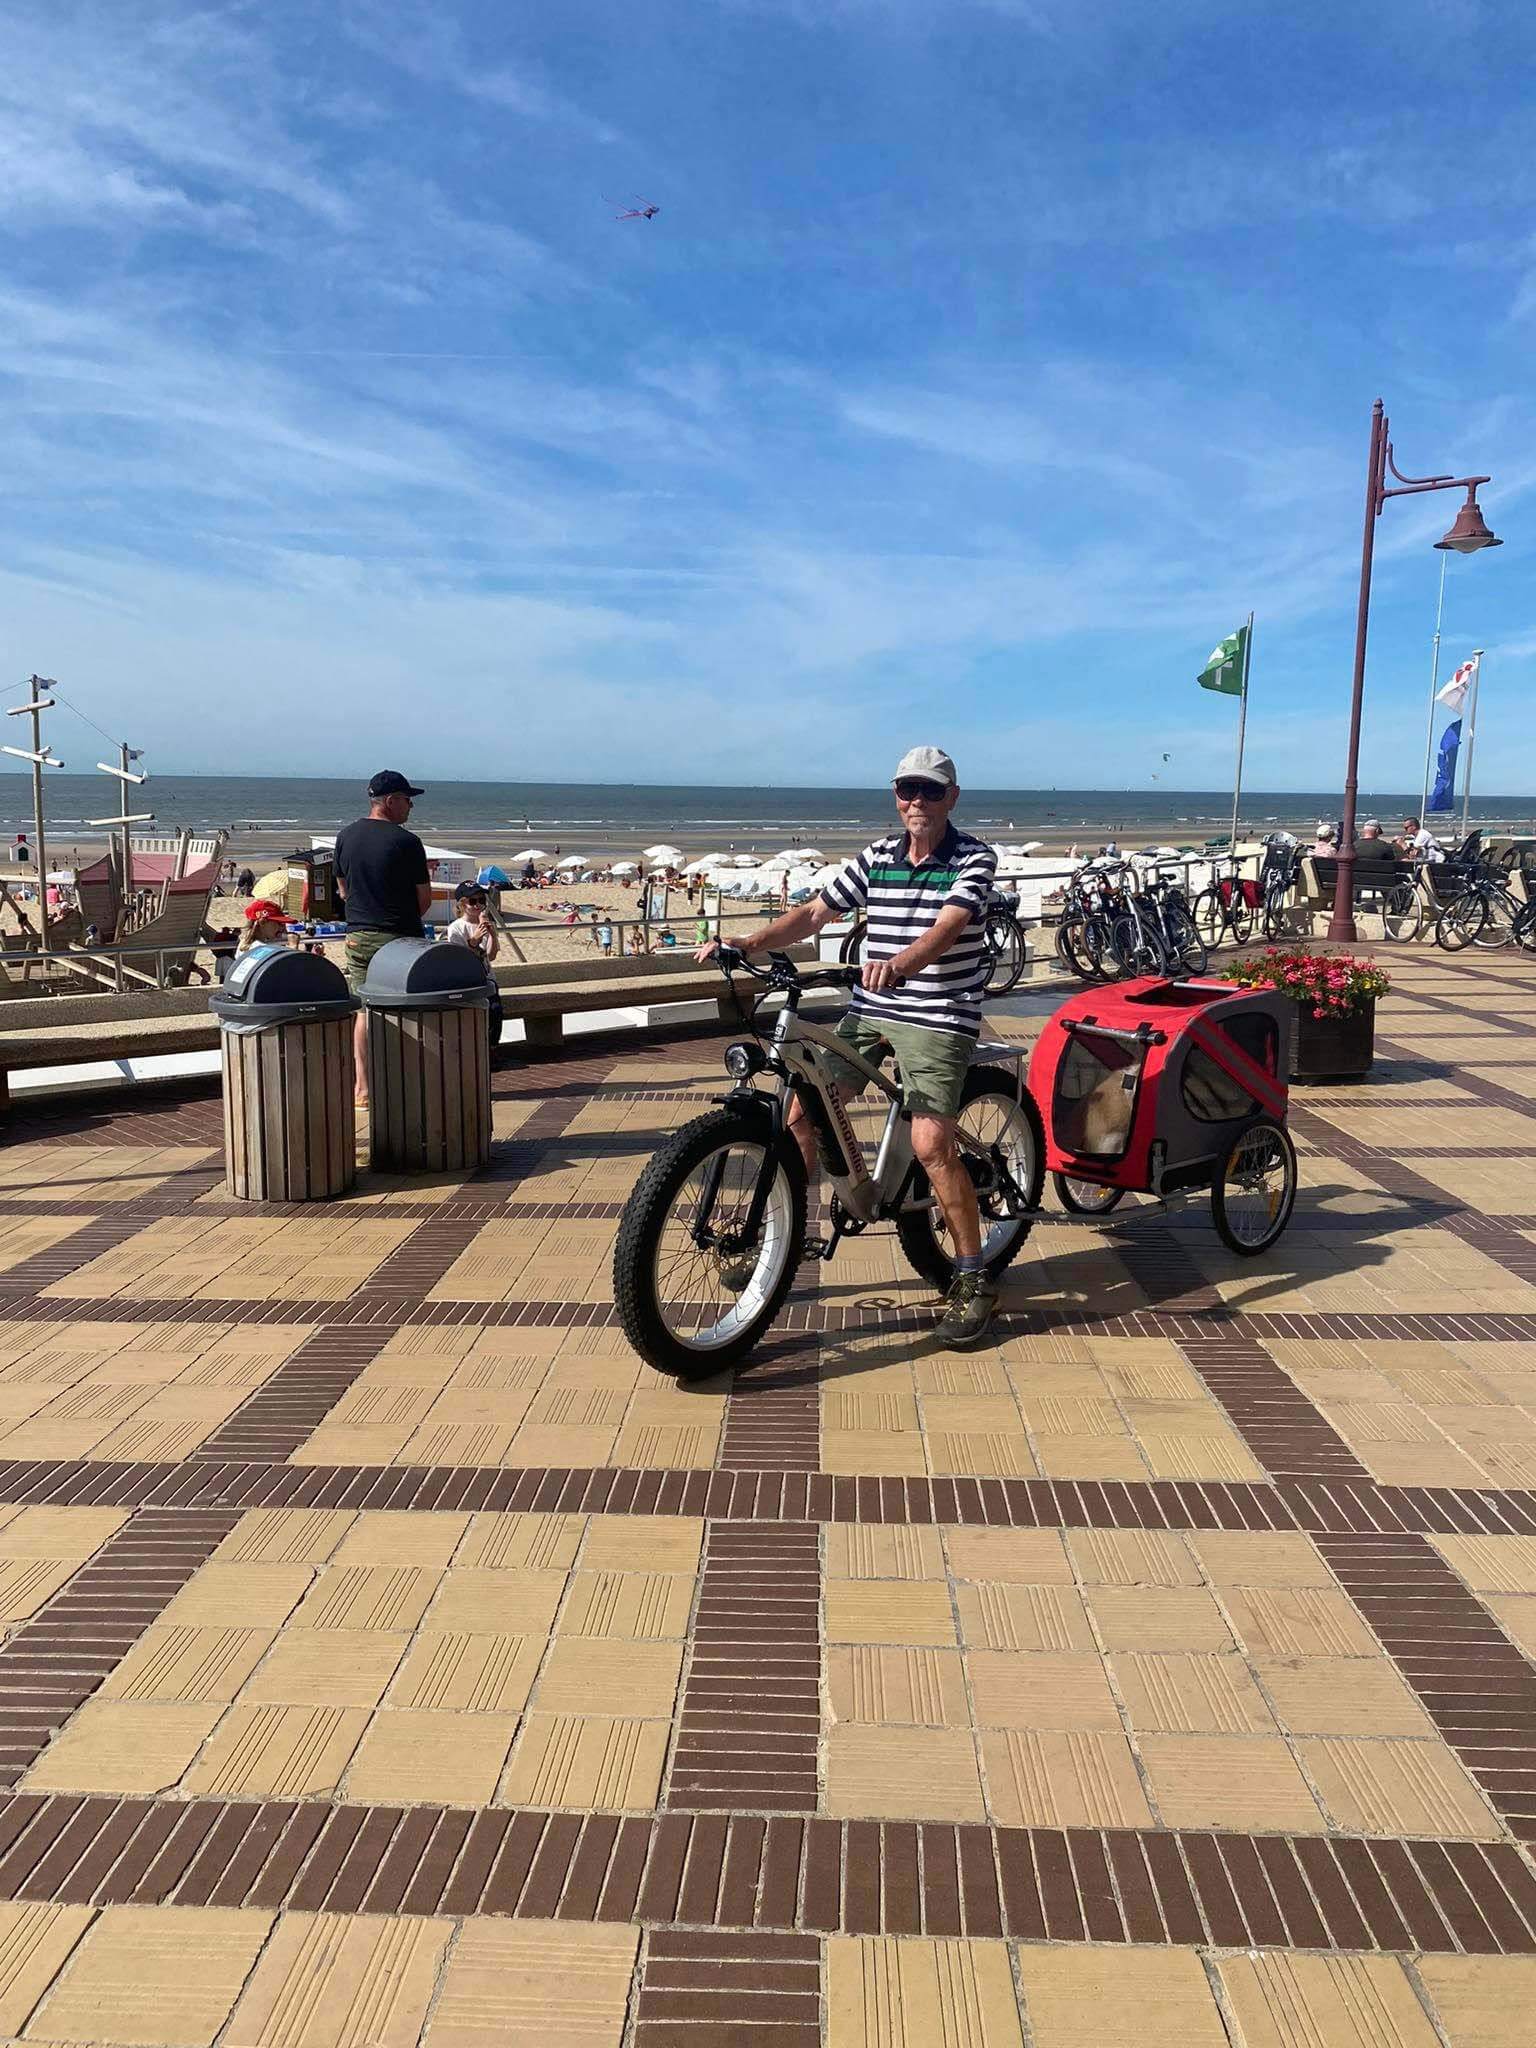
[2,678,64,956]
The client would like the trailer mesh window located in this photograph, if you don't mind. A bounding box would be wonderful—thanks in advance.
[1052,1030,1143,1160]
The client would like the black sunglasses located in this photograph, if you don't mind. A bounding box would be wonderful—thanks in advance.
[894,778,947,801]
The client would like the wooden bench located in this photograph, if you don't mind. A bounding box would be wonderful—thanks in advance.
[1296,856,1421,938]
[0,947,829,1108]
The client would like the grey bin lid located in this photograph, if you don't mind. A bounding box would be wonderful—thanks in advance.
[361,936,491,1010]
[209,944,357,1033]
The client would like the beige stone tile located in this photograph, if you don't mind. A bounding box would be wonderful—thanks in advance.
[181,1704,369,1799]
[28,1904,272,2047]
[1221,1586,1378,1658]
[822,1429,928,1477]
[956,1583,1094,1652]
[224,1911,453,2048]
[556,1571,693,1639]
[23,1700,220,1795]
[1300,1736,1499,1838]
[212,1510,354,1567]
[1138,1733,1328,1832]
[826,1724,985,1820]
[827,1647,968,1727]
[826,1582,956,1647]
[1486,1594,1536,1661]
[1087,1586,1234,1652]
[291,1566,442,1633]
[422,1920,638,2048]
[1256,1655,1432,1737]
[1190,1531,1337,1587]
[1433,1534,1536,1594]
[933,1433,1040,1482]
[1360,1440,1490,1487]
[0,1902,93,2033]
[1067,1529,1200,1587]
[579,1515,701,1574]
[1033,1435,1149,1479]
[389,1633,544,1714]
[100,1627,275,1704]
[1112,1653,1277,1735]
[344,1709,518,1806]
[161,1564,315,1629]
[329,1512,469,1567]
[535,1638,684,1716]
[450,1513,583,1572]
[913,1357,1012,1394]
[1016,1947,1228,2048]
[0,1557,78,1624]
[826,1524,945,1580]
[826,1387,923,1431]
[943,1528,1072,1583]
[827,1935,1023,2048]
[240,1630,408,1708]
[981,1726,1151,1828]
[1217,1951,1440,2048]
[0,1507,126,1558]
[967,1651,1119,1731]
[499,1715,668,1811]
[1418,1956,1536,2048]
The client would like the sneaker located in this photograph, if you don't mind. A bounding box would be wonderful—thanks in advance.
[933,1270,999,1350]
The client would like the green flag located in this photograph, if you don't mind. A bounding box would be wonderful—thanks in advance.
[1198,626,1248,697]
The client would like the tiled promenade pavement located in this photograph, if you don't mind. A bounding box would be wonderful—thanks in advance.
[0,949,1534,2042]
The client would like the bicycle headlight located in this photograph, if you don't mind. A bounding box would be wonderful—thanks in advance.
[724,1040,766,1080]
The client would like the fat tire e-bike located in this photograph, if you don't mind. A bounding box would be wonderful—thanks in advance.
[613,948,1045,1378]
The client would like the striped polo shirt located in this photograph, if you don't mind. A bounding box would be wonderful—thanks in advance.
[820,822,997,1039]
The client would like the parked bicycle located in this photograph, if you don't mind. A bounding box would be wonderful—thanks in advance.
[1191,857,1258,949]
[1434,859,1536,952]
[840,885,1028,995]
[613,949,1044,1377]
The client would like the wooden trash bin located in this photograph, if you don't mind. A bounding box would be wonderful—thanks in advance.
[362,938,492,1174]
[211,949,358,1202]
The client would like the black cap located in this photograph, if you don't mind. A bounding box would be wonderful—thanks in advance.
[368,770,424,799]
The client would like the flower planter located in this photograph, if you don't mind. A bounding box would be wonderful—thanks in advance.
[1289,998,1376,1082]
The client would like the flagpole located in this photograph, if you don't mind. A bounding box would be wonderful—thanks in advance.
[1228,612,1253,856]
[1419,552,1448,824]
[1459,650,1483,843]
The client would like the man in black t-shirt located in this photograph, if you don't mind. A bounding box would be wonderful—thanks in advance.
[335,769,432,1103]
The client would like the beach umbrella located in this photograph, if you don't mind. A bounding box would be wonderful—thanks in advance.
[728,854,759,868]
[476,864,513,886]
[642,843,684,865]
[610,860,639,875]
[789,847,824,864]
[509,848,550,864]
[683,855,722,874]
[552,855,585,870]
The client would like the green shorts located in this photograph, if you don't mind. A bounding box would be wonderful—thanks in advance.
[343,928,402,995]
[825,1012,972,1121]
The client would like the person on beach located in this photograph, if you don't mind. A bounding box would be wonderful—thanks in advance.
[335,770,431,1105]
[696,745,1001,1350]
[1310,822,1337,858]
[1355,821,1395,866]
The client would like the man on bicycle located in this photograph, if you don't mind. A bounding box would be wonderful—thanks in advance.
[697,747,1002,1348]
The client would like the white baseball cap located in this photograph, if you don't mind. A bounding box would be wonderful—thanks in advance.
[892,745,957,788]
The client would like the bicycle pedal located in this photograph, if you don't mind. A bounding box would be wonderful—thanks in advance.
[805,1238,836,1262]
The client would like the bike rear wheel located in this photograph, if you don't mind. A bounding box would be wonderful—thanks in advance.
[895,1066,1044,1292]
[1162,901,1208,975]
[1108,911,1170,978]
[1380,881,1422,943]
[983,911,1027,994]
[613,1110,807,1377]
[1475,889,1520,948]
[1435,895,1486,952]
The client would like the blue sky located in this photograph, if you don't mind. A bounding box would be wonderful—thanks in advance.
[1,0,1531,791]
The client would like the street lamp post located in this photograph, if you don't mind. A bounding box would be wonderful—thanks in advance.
[1328,399,1500,943]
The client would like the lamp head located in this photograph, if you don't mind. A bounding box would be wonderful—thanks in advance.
[1436,487,1501,553]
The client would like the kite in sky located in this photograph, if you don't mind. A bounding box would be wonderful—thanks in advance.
[611,198,660,221]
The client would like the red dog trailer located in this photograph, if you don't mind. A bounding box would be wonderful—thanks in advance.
[1026,976,1297,1254]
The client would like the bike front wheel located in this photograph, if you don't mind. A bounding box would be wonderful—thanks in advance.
[1435,896,1485,952]
[895,1066,1044,1292]
[613,1110,807,1377]
[1162,902,1208,975]
[1108,912,1170,978]
[983,912,1027,994]
[1380,882,1422,944]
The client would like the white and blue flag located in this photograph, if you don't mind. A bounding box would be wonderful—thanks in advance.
[1428,657,1478,814]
